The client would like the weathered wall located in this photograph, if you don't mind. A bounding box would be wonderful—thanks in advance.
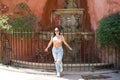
[79,0,91,31]
[1,0,58,30]
[1,0,120,30]
[87,0,120,30]
[41,0,57,30]
[1,0,47,18]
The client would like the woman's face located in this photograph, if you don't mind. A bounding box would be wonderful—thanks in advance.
[55,30,59,35]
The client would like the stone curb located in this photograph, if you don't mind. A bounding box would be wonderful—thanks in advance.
[0,64,119,75]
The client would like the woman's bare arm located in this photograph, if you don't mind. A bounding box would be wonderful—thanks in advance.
[61,35,72,50]
[45,36,53,51]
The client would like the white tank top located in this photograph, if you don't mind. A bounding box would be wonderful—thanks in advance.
[53,36,62,42]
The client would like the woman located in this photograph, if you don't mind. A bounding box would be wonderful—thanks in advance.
[45,27,72,77]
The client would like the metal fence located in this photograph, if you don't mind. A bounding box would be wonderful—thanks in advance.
[0,30,119,71]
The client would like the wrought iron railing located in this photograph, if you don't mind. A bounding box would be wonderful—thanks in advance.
[0,30,119,71]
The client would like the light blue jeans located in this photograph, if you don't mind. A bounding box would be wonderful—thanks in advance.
[52,46,63,73]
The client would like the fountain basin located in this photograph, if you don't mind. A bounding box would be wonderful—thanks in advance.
[52,9,85,15]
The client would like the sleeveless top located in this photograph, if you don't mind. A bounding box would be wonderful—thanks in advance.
[52,35,62,48]
[52,35,62,42]
[53,36,62,47]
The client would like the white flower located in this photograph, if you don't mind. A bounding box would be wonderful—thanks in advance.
[0,14,12,30]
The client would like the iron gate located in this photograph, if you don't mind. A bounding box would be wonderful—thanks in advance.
[0,30,119,71]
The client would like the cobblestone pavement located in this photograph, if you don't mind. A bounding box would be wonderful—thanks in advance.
[0,65,120,80]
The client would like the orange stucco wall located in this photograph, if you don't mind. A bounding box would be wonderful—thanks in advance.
[1,0,47,18]
[87,0,120,30]
[1,0,58,30]
[1,0,120,30]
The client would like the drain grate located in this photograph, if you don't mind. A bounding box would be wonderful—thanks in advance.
[82,74,111,80]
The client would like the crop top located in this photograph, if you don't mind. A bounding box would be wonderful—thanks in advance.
[52,36,62,41]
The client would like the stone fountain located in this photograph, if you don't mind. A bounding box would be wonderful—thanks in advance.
[40,0,94,63]
[50,0,93,63]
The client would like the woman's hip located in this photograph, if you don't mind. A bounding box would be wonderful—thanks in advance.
[52,47,63,52]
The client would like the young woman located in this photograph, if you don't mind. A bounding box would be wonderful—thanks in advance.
[45,27,72,77]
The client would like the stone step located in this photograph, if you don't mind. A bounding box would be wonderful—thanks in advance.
[11,59,113,71]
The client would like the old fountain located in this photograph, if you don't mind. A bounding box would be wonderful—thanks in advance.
[41,0,94,63]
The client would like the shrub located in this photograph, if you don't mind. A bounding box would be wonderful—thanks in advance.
[97,12,120,48]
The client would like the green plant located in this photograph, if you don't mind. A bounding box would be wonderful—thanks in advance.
[97,12,120,48]
[8,14,37,37]
[7,2,38,37]
[9,2,37,32]
[8,14,36,32]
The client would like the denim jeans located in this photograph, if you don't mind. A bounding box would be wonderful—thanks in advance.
[52,46,63,72]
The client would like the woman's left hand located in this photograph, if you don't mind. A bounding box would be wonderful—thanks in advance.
[69,47,73,51]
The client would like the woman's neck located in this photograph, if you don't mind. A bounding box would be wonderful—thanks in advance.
[56,34,59,36]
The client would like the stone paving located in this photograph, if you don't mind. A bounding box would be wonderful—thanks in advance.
[0,64,120,80]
